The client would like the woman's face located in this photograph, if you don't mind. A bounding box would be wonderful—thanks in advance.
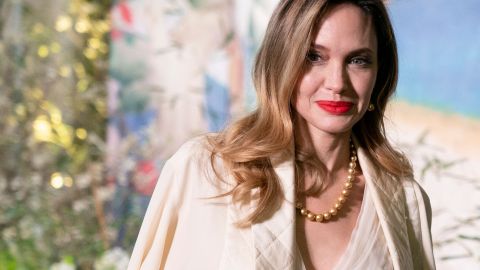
[293,3,378,137]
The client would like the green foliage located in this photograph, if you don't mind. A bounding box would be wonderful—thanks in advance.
[0,0,111,268]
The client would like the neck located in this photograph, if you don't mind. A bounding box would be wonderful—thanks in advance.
[304,124,352,174]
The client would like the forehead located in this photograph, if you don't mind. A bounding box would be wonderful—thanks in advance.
[314,3,377,52]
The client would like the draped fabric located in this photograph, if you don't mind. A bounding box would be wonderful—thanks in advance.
[331,187,393,270]
[127,136,435,270]
[293,186,394,269]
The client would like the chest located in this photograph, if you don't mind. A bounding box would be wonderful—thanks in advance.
[295,177,366,269]
[299,214,362,267]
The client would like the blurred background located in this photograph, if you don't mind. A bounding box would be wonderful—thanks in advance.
[0,0,478,269]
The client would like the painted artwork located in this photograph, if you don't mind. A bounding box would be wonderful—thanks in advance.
[387,1,480,269]
[106,0,280,249]
[107,0,480,268]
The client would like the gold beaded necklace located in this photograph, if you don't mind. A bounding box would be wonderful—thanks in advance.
[295,140,357,223]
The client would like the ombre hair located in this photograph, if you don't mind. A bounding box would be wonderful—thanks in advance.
[208,0,412,226]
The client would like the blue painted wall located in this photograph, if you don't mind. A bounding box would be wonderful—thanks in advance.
[389,0,480,118]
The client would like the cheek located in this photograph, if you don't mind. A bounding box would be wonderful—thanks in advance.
[292,89,313,117]
[353,71,377,102]
[295,74,318,100]
[292,91,306,113]
[295,88,311,111]
[292,77,310,108]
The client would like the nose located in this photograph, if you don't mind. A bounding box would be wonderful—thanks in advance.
[324,61,346,93]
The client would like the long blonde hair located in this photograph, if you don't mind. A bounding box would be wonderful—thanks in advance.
[208,0,412,226]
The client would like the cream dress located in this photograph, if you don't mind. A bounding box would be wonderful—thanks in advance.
[295,186,394,269]
[127,136,435,270]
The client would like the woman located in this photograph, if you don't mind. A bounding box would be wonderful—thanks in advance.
[128,0,435,269]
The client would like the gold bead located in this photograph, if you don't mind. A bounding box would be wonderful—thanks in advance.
[296,140,357,223]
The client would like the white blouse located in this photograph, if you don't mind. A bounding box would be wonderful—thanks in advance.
[334,186,393,269]
[295,186,393,270]
[127,136,435,270]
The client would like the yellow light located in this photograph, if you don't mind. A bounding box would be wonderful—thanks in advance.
[68,0,81,14]
[75,128,88,140]
[74,63,86,78]
[83,48,97,60]
[51,42,61,54]
[50,173,64,189]
[76,79,89,92]
[31,88,44,100]
[40,101,49,111]
[88,38,101,49]
[50,109,62,125]
[95,20,110,34]
[75,18,91,33]
[95,100,107,116]
[59,66,71,78]
[55,15,72,32]
[64,176,73,187]
[33,116,53,142]
[98,43,109,54]
[53,123,73,148]
[38,45,49,58]
[15,104,27,117]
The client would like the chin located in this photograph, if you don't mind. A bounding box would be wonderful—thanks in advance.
[310,118,357,134]
[310,124,354,136]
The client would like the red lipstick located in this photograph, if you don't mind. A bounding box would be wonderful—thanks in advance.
[316,100,354,114]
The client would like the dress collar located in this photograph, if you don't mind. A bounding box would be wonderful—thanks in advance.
[356,143,413,269]
[222,140,413,269]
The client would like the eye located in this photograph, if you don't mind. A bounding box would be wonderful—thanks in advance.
[349,56,372,67]
[306,51,326,64]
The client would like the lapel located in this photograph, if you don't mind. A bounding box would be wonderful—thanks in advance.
[219,157,297,270]
[355,143,414,270]
[218,173,255,270]
[221,140,415,270]
[251,157,297,270]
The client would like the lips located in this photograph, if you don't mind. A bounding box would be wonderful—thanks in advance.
[316,100,354,114]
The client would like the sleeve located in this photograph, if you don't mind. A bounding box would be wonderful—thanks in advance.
[127,149,186,270]
[127,139,203,270]
[408,181,436,270]
[417,184,432,230]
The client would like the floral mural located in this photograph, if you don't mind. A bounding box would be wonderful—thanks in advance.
[106,0,281,253]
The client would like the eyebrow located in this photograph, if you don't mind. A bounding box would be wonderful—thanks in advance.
[310,43,375,55]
